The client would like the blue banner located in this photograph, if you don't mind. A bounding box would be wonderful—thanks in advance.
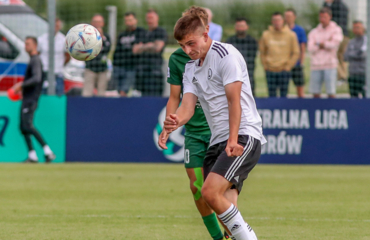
[66,98,370,164]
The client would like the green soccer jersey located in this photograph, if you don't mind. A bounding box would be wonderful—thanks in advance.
[167,48,211,136]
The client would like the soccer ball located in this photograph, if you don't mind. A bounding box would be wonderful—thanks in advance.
[65,24,102,61]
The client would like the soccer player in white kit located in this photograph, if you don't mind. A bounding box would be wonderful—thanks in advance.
[163,7,266,240]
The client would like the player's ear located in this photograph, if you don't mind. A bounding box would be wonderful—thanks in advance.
[203,32,208,42]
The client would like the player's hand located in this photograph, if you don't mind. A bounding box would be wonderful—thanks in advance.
[163,114,179,133]
[319,42,325,49]
[225,140,244,157]
[97,27,104,37]
[132,43,143,54]
[12,82,22,94]
[158,130,170,150]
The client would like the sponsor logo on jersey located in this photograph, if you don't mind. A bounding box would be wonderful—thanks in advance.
[208,68,213,80]
[192,77,198,84]
[153,107,185,162]
[0,116,9,147]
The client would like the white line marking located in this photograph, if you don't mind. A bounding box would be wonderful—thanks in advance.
[22,214,370,223]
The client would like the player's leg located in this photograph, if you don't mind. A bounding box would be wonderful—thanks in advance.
[185,136,223,240]
[55,73,64,96]
[348,75,356,97]
[266,71,277,97]
[97,71,108,97]
[202,136,261,240]
[292,66,305,98]
[20,102,37,162]
[359,75,366,98]
[324,68,337,98]
[23,102,55,162]
[82,69,96,97]
[310,70,322,98]
[279,71,290,98]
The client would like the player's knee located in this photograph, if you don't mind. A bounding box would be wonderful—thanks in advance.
[189,180,198,195]
[20,125,31,135]
[190,178,202,200]
[201,184,217,206]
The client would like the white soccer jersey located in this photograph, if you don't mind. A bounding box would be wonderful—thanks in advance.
[183,41,266,146]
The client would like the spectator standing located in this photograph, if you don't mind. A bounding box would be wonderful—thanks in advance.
[134,9,167,97]
[226,17,258,95]
[259,12,300,97]
[12,37,55,163]
[38,18,70,96]
[344,21,367,98]
[285,8,307,98]
[205,8,223,42]
[113,12,146,97]
[323,0,349,82]
[83,14,111,97]
[308,7,343,98]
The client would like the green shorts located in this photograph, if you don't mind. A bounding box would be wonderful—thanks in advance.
[184,133,211,169]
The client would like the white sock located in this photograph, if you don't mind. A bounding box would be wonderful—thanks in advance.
[43,145,52,155]
[28,150,38,161]
[218,204,257,240]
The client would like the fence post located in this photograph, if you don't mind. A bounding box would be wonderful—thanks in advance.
[47,0,56,95]
[366,0,370,98]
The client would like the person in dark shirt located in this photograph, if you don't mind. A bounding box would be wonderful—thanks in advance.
[285,8,307,98]
[133,9,167,97]
[323,0,349,82]
[113,12,146,97]
[83,14,111,97]
[12,36,55,163]
[226,17,258,95]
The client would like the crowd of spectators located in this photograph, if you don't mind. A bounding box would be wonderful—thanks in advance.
[35,0,366,98]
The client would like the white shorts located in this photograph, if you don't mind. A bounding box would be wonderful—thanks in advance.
[309,69,337,95]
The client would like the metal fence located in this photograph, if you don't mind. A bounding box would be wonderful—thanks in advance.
[0,0,368,98]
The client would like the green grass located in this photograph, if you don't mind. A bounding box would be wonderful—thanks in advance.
[0,164,369,239]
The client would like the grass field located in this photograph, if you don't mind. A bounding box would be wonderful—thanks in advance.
[1,164,369,240]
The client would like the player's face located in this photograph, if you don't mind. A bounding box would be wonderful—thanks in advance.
[146,12,159,28]
[55,20,62,33]
[178,31,208,60]
[319,13,331,27]
[272,15,284,30]
[284,11,296,25]
[235,21,248,35]
[25,39,36,54]
[125,15,137,29]
[353,23,365,36]
[91,16,104,29]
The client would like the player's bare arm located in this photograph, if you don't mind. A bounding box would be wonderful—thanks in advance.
[225,81,244,157]
[158,84,181,150]
[163,92,197,133]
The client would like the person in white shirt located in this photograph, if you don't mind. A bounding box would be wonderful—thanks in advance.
[161,7,265,240]
[205,8,223,42]
[38,18,70,96]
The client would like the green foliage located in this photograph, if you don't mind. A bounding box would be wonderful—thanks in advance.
[222,1,286,39]
[126,0,200,43]
[23,0,323,42]
[57,0,126,34]
[302,1,321,30]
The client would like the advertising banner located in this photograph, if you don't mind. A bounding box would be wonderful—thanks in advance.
[66,98,370,165]
[0,96,66,163]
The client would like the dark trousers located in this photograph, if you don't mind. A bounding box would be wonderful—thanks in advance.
[348,74,366,98]
[20,101,47,151]
[266,71,291,97]
[136,64,164,97]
